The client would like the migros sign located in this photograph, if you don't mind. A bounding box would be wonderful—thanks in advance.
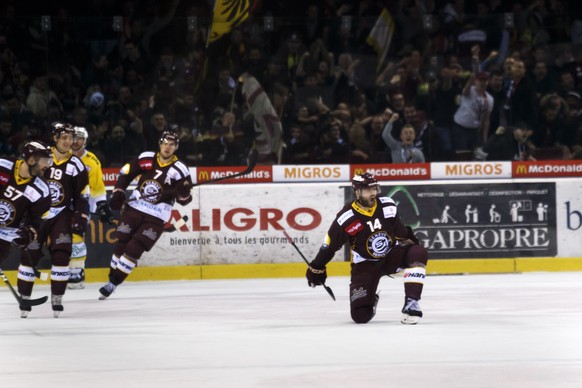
[273,165,350,182]
[431,162,512,179]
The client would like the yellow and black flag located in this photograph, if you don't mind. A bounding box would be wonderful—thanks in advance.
[207,0,255,45]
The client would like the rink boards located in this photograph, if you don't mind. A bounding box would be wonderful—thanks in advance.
[2,175,581,282]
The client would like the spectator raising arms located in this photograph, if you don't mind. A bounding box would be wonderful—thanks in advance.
[452,71,493,156]
[382,113,426,164]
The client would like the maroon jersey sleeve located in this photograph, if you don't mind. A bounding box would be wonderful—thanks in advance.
[115,152,154,190]
[25,177,52,231]
[311,203,354,268]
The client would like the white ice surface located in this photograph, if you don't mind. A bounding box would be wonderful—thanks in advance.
[1,272,582,388]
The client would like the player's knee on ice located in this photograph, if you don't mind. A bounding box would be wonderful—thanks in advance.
[351,305,375,324]
[350,289,378,324]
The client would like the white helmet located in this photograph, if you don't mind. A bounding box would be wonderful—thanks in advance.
[74,126,89,148]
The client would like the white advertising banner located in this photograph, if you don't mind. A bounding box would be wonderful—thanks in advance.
[272,165,351,182]
[141,184,346,266]
[431,162,512,179]
[556,180,582,257]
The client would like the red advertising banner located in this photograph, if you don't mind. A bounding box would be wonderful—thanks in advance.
[195,165,273,184]
[513,160,582,178]
[103,168,120,186]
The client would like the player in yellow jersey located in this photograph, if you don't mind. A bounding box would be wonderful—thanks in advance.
[69,126,113,289]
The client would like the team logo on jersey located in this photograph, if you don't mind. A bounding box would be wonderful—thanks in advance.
[140,180,162,203]
[0,199,16,226]
[366,231,392,258]
[48,180,65,206]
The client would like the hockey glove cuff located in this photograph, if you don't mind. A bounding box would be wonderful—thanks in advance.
[176,195,192,206]
[306,265,327,288]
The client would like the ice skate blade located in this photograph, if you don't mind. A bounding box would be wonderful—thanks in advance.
[400,314,421,325]
[53,310,62,318]
[67,282,85,290]
[20,311,29,318]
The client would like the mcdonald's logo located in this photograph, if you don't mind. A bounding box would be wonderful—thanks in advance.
[198,170,210,181]
[515,164,528,175]
[354,168,365,175]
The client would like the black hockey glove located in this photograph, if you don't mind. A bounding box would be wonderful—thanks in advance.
[11,226,36,248]
[96,200,114,224]
[306,265,327,288]
[406,226,419,245]
[71,211,89,236]
[176,195,192,206]
[109,189,126,211]
[176,181,192,206]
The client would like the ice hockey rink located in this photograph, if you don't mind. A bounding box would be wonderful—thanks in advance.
[1,272,581,388]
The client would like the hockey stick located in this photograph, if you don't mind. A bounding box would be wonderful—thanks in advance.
[194,148,258,186]
[0,227,49,281]
[281,229,336,301]
[0,268,48,307]
[33,267,48,281]
[23,249,49,281]
[126,149,259,204]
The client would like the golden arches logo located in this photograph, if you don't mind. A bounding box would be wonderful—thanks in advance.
[353,168,365,175]
[515,164,527,175]
[198,170,210,181]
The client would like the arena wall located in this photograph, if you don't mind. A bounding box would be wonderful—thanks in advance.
[3,162,581,283]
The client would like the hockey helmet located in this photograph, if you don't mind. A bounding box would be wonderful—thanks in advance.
[51,122,76,139]
[74,126,89,147]
[22,141,53,164]
[159,130,179,147]
[352,172,379,190]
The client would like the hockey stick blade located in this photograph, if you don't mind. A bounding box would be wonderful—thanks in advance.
[281,229,336,301]
[1,269,49,307]
[20,295,48,307]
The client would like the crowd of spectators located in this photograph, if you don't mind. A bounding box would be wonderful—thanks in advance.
[1,0,582,167]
